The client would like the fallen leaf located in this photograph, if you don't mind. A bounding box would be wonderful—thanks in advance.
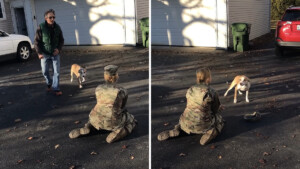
[130,155,135,160]
[15,118,22,123]
[263,152,271,156]
[163,122,169,126]
[179,153,186,157]
[54,144,60,149]
[69,165,76,169]
[256,133,262,137]
[259,159,266,164]
[218,155,222,159]
[74,121,80,124]
[17,160,24,164]
[122,145,127,149]
[90,151,97,155]
[210,145,216,149]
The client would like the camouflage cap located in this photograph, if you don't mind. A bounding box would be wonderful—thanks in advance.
[104,65,119,76]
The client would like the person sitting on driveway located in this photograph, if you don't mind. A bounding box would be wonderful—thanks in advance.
[157,67,225,145]
[69,65,137,143]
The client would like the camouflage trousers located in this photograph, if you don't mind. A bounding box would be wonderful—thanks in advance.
[105,114,137,143]
[69,114,137,143]
[157,113,224,145]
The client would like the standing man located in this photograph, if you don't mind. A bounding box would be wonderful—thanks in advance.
[34,9,64,96]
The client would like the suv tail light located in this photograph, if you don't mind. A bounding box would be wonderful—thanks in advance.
[276,21,293,39]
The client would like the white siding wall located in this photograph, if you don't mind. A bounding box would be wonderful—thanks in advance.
[136,0,149,44]
[0,2,14,33]
[228,0,271,47]
[151,0,227,48]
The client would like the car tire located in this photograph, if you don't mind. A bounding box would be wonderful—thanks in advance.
[17,42,31,61]
[275,45,284,57]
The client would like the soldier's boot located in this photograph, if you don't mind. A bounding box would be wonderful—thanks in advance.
[106,128,128,143]
[157,131,170,141]
[200,128,218,145]
[69,122,92,139]
[157,126,180,141]
[69,128,81,139]
[79,122,92,135]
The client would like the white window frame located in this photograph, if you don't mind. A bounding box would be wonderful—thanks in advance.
[0,0,7,21]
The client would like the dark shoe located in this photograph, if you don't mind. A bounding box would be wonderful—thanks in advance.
[244,112,261,122]
[47,85,52,92]
[54,91,62,96]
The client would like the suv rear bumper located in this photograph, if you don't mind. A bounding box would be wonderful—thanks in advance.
[276,41,300,47]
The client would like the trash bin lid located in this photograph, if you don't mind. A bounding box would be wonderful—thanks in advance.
[232,23,249,32]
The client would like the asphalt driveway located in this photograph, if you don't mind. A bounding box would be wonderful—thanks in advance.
[151,33,300,169]
[0,46,149,169]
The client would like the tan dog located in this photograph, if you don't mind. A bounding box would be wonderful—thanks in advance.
[70,64,87,88]
[224,75,251,103]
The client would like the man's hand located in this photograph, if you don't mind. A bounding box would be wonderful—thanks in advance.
[38,54,44,59]
[53,49,59,56]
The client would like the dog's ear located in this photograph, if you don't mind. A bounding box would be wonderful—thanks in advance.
[245,77,250,82]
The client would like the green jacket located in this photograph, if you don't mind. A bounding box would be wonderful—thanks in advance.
[37,22,63,55]
[179,83,221,134]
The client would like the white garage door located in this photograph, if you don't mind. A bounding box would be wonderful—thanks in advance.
[152,0,227,48]
[34,0,136,45]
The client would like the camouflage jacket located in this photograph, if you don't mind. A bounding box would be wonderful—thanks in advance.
[89,83,130,131]
[179,83,221,134]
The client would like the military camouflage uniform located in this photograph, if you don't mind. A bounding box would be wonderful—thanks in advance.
[158,83,224,145]
[69,65,137,143]
[89,84,136,138]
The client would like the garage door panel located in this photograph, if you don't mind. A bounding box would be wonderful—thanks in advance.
[152,0,219,47]
[34,0,131,45]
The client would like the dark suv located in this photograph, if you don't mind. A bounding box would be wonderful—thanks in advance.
[275,6,300,56]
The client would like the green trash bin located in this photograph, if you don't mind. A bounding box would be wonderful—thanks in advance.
[139,17,149,47]
[231,23,251,52]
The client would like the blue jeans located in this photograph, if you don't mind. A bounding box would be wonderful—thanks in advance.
[40,54,60,91]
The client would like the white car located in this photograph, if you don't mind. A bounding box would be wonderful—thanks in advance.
[0,30,34,62]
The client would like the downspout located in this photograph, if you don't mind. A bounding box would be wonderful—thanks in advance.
[226,0,229,49]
